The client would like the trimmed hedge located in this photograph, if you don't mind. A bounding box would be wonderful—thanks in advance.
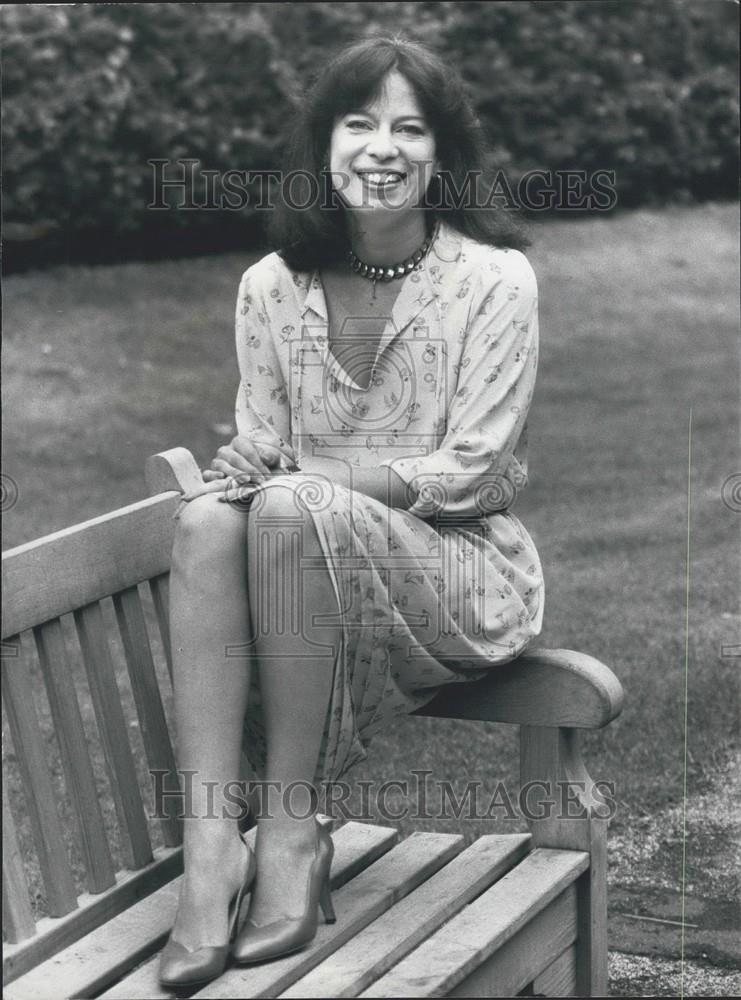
[2,1,738,268]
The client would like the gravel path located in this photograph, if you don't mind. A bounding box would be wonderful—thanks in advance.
[607,751,740,995]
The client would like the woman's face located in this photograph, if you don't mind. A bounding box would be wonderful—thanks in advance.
[328,71,438,217]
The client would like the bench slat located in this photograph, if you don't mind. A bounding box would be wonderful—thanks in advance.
[446,885,577,998]
[33,619,116,894]
[74,602,153,871]
[3,849,182,1000]
[148,575,173,681]
[21,822,395,1000]
[112,586,181,847]
[2,494,179,640]
[1,640,78,918]
[281,833,531,999]
[2,847,183,989]
[2,781,36,943]
[360,847,589,998]
[194,831,465,1000]
[101,822,401,1000]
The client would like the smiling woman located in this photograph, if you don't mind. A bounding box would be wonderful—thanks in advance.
[329,72,438,226]
[158,32,544,990]
[268,33,528,270]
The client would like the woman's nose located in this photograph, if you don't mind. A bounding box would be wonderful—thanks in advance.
[365,127,399,159]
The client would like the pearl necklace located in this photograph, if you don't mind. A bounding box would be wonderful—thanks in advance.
[348,232,434,299]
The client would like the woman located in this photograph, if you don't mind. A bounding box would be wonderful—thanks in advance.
[159,32,544,987]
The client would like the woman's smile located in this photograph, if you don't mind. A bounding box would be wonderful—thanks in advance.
[357,170,406,184]
[355,169,407,194]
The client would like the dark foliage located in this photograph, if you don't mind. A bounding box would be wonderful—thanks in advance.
[2,1,737,269]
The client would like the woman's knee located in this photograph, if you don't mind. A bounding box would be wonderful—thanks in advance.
[172,492,247,573]
[245,477,325,556]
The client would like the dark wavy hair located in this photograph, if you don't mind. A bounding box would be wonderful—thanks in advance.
[267,32,529,269]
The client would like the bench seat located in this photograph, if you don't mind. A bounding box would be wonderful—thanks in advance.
[6,821,588,999]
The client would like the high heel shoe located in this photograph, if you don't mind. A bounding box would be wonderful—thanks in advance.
[231,820,336,964]
[159,838,256,989]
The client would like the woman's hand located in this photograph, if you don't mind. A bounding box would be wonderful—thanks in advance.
[208,434,293,478]
[178,429,299,506]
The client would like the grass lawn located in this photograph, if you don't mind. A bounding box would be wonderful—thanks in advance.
[2,203,739,917]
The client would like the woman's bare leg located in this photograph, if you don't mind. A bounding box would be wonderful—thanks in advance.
[168,480,342,939]
[167,494,255,947]
[243,480,341,924]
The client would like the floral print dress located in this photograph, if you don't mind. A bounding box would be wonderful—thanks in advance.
[234,221,545,784]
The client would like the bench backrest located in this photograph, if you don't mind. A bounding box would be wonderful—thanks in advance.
[2,474,190,981]
[1,448,623,985]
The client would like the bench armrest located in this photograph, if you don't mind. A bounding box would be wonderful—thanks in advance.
[145,447,204,495]
[413,649,623,729]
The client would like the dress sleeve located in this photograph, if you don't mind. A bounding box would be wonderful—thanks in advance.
[379,249,539,520]
[234,264,293,449]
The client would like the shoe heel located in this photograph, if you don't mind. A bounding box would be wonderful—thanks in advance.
[319,875,336,924]
[229,843,256,942]
[229,883,247,943]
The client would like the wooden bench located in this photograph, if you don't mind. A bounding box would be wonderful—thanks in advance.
[2,448,624,998]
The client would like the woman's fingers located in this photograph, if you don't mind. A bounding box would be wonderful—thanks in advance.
[226,436,272,473]
[177,459,297,515]
[254,442,288,468]
[181,479,230,501]
[211,459,269,486]
[174,479,231,513]
[181,471,262,503]
[234,431,297,467]
[214,444,270,477]
[217,482,262,505]
[244,426,295,458]
[190,435,298,515]
[175,476,255,517]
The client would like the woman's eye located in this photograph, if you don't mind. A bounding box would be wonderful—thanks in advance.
[346,119,371,130]
[399,124,425,135]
